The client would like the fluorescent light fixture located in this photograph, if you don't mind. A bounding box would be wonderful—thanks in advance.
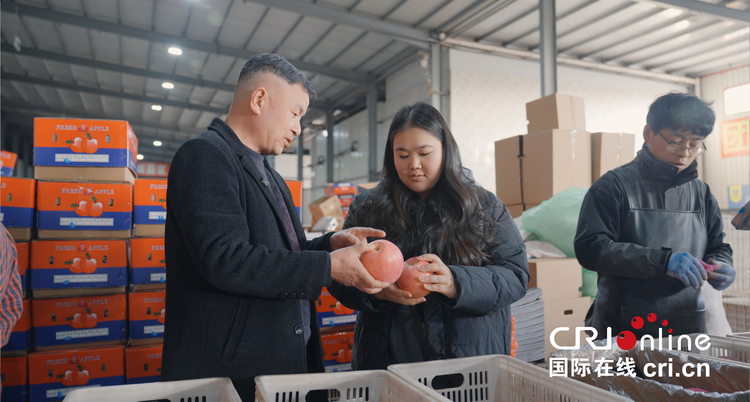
[671,20,690,32]
[322,130,328,137]
[162,82,174,89]
[168,47,183,56]
[137,154,145,160]
[333,109,342,116]
[725,84,750,115]
[663,8,683,18]
[153,140,163,147]
[151,105,163,111]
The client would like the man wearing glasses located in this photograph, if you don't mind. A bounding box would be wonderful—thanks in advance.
[575,92,735,339]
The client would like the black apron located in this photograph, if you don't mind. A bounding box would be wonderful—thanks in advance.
[590,167,707,339]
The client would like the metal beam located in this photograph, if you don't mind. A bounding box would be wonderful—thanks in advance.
[603,20,720,63]
[367,82,378,181]
[539,0,557,96]
[530,3,635,52]
[431,43,442,112]
[644,28,750,69]
[502,0,597,46]
[4,73,229,114]
[436,0,496,34]
[244,0,431,48]
[0,1,371,87]
[373,47,419,79]
[557,8,664,54]
[646,0,750,23]
[476,5,538,42]
[447,0,518,39]
[326,109,334,183]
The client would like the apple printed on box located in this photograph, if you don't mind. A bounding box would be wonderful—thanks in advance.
[30,240,127,290]
[129,238,166,285]
[33,118,138,173]
[36,182,133,231]
[31,294,127,348]
[28,346,124,402]
[1,355,28,402]
[0,177,36,228]
[2,298,32,353]
[126,345,162,384]
[315,287,356,328]
[128,291,165,340]
[321,331,353,373]
[134,179,167,225]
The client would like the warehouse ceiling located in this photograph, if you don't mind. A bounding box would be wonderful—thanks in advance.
[1,0,748,163]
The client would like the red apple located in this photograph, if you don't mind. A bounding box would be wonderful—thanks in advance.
[69,257,83,274]
[83,313,98,328]
[87,198,104,217]
[82,255,97,274]
[74,200,89,217]
[61,370,75,386]
[74,367,90,385]
[360,240,404,284]
[69,137,84,153]
[83,134,99,154]
[70,313,84,329]
[397,257,434,298]
[157,308,165,324]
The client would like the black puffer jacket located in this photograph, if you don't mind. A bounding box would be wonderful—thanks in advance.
[329,180,529,370]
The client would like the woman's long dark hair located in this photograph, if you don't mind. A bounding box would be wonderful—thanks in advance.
[354,103,492,266]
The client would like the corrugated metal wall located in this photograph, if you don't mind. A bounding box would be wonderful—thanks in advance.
[701,66,750,210]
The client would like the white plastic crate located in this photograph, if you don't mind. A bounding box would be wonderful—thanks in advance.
[724,297,750,333]
[63,377,241,402]
[728,332,750,340]
[661,334,750,365]
[255,369,442,402]
[388,355,632,402]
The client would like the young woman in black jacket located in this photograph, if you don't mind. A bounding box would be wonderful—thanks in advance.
[328,102,529,369]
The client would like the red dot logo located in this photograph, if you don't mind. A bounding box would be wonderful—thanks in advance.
[616,331,637,350]
[662,319,668,326]
[647,313,657,322]
[631,316,644,330]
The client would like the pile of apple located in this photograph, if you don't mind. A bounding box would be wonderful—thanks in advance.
[360,240,434,298]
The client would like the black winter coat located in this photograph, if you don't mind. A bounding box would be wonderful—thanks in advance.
[161,118,332,401]
[329,182,529,370]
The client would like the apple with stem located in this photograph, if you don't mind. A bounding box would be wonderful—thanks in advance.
[83,308,98,328]
[73,201,89,217]
[68,313,84,329]
[87,197,104,217]
[82,253,97,274]
[83,133,99,154]
[360,239,404,284]
[66,257,83,274]
[59,370,75,386]
[66,137,84,153]
[74,365,90,385]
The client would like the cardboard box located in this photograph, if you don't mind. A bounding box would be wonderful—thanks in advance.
[35,167,136,185]
[1,355,28,402]
[128,291,165,342]
[325,182,356,196]
[130,238,166,287]
[18,241,29,293]
[522,129,592,205]
[315,287,356,329]
[30,240,127,291]
[126,345,162,384]
[2,298,32,354]
[338,194,355,208]
[7,227,32,242]
[506,204,524,219]
[321,331,353,372]
[137,162,169,178]
[591,132,636,183]
[495,136,523,205]
[527,258,583,301]
[526,93,586,134]
[36,182,133,238]
[32,294,127,349]
[28,346,125,402]
[543,296,591,357]
[133,179,167,235]
[309,195,343,228]
[1,177,36,228]
[33,118,138,178]
[357,182,379,193]
[285,180,302,220]
[1,150,18,176]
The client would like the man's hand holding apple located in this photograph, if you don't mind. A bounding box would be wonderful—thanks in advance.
[328,227,386,251]
[330,241,390,294]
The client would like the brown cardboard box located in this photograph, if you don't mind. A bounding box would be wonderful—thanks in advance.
[522,129,592,205]
[134,224,165,237]
[525,204,539,213]
[528,258,583,301]
[526,93,586,134]
[591,132,636,183]
[506,204,524,218]
[495,135,523,205]
[357,182,379,193]
[7,227,32,242]
[309,195,343,227]
[34,166,136,184]
[543,296,591,358]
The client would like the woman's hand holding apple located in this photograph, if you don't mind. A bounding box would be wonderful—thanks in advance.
[373,283,426,305]
[416,254,457,299]
[329,227,386,251]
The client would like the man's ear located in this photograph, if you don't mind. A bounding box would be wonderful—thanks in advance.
[249,87,267,115]
[643,125,654,144]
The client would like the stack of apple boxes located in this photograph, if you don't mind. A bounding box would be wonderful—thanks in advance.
[0,118,164,402]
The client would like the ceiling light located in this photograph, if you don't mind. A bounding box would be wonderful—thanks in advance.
[162,82,174,89]
[151,105,163,111]
[168,47,183,56]
[333,109,342,116]
[322,130,328,137]
[671,20,690,32]
[153,140,163,147]
[137,154,144,160]
[311,117,325,125]
[663,8,683,18]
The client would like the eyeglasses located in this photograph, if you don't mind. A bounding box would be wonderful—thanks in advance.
[657,131,706,156]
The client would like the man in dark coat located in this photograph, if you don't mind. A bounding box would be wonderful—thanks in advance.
[161,53,389,400]
[575,93,735,340]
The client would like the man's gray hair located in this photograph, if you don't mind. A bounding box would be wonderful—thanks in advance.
[238,53,317,99]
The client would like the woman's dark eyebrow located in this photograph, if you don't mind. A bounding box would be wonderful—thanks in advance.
[395,145,434,152]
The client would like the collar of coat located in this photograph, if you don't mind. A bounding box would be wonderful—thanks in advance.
[635,142,698,187]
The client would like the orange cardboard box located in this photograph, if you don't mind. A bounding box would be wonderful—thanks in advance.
[32,294,127,349]
[36,181,133,238]
[316,286,356,329]
[2,298,32,353]
[126,345,162,384]
[130,238,166,286]
[1,150,18,176]
[325,182,356,196]
[134,179,167,227]
[33,118,138,180]
[17,241,29,292]
[285,180,302,220]
[30,240,127,291]
[28,346,125,401]
[338,194,355,208]
[321,331,353,372]
[1,355,28,402]
[1,177,36,228]
[128,291,165,341]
